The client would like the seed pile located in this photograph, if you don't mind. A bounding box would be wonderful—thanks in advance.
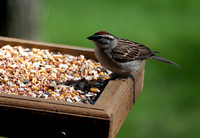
[0,45,112,104]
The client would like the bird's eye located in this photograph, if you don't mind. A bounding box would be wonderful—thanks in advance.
[97,38,109,45]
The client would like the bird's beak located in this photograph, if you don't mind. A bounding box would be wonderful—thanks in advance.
[87,35,95,40]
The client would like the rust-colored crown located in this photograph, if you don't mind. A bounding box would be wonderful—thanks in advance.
[87,31,115,40]
[94,31,114,36]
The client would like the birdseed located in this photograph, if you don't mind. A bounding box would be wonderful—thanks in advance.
[0,45,112,104]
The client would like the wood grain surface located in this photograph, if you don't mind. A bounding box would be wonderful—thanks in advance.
[0,36,145,138]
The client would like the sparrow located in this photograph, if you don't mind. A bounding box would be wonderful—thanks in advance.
[87,31,180,76]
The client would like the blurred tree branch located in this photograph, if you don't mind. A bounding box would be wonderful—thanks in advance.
[0,0,38,40]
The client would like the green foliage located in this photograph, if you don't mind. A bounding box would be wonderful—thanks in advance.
[39,0,200,137]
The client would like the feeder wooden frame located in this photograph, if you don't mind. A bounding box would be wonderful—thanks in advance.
[0,36,145,138]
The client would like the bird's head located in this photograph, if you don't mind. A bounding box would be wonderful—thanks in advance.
[87,31,118,49]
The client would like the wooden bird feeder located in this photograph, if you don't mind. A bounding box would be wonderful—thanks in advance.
[0,36,145,138]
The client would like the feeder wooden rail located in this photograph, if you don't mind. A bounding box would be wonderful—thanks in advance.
[0,36,145,138]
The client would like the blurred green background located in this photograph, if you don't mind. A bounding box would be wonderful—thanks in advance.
[1,0,200,137]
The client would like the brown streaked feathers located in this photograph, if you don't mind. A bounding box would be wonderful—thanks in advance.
[111,37,153,62]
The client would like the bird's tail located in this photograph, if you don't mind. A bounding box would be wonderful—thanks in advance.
[150,55,181,68]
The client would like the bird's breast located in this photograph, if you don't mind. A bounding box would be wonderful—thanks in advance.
[94,45,142,75]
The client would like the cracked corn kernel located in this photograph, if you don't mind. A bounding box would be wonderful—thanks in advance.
[14,86,18,89]
[70,97,74,101]
[3,78,8,82]
[8,65,16,69]
[84,69,88,74]
[20,77,25,82]
[32,48,38,53]
[32,86,39,91]
[64,93,71,97]
[99,72,105,76]
[19,58,24,64]
[32,77,37,83]
[71,92,75,97]
[74,74,79,77]
[90,88,100,93]
[52,94,56,98]
[39,70,46,74]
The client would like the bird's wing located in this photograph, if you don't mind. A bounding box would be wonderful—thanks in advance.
[111,43,140,62]
[111,38,153,62]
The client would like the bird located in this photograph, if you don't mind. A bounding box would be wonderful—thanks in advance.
[87,31,180,77]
